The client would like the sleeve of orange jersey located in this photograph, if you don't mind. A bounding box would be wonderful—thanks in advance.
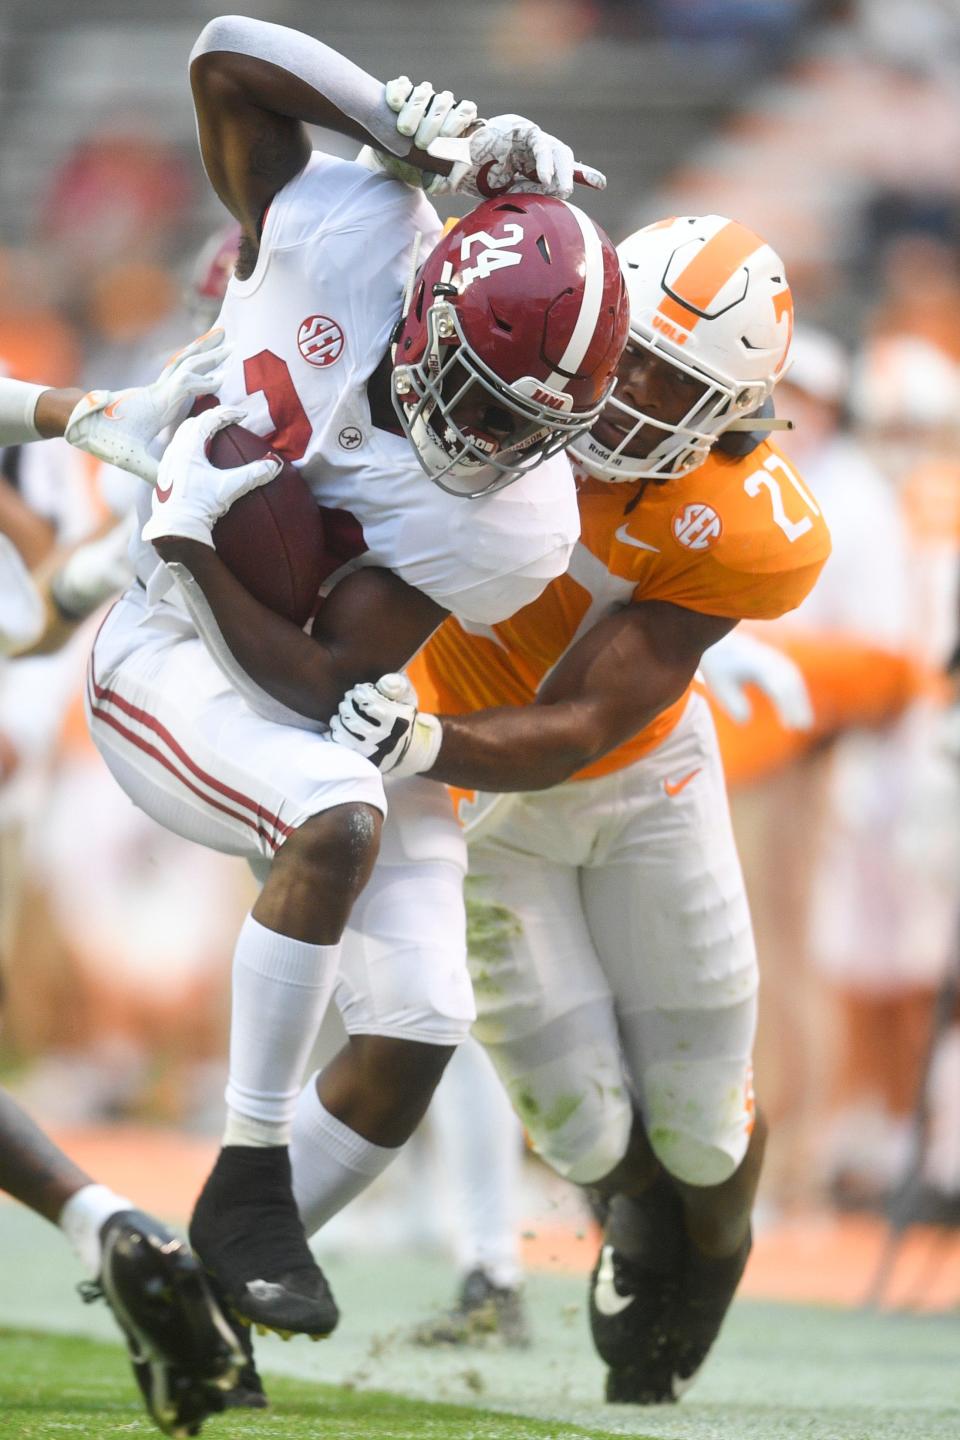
[641,516,832,621]
[637,446,833,622]
[713,632,935,788]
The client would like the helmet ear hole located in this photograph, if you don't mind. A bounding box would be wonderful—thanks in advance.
[736,384,764,411]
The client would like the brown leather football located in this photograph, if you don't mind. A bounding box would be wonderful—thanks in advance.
[209,424,325,626]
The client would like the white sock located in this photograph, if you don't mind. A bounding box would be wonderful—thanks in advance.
[431,1038,524,1289]
[290,1073,398,1235]
[223,914,341,1148]
[59,1183,135,1279]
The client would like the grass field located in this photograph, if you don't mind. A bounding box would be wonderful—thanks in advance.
[1,1200,958,1440]
[0,1330,645,1440]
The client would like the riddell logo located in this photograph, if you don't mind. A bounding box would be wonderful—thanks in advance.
[652,313,688,345]
[672,502,722,551]
[297,315,344,368]
[530,387,566,411]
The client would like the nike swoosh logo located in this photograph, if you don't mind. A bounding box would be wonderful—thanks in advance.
[663,767,701,797]
[103,398,122,420]
[593,1245,633,1317]
[155,479,174,503]
[615,523,660,552]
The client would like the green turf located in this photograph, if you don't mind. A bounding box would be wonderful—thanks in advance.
[2,1202,959,1439]
[0,1328,644,1440]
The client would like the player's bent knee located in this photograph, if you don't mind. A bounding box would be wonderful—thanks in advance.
[643,1061,753,1187]
[282,802,382,886]
[556,1134,634,1187]
[649,1129,742,1187]
[501,1074,632,1186]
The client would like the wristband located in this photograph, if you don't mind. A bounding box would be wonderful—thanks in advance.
[0,378,48,445]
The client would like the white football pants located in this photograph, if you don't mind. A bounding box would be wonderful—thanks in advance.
[463,692,758,1187]
[87,588,474,1047]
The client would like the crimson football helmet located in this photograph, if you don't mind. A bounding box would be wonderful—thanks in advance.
[570,215,794,482]
[392,194,629,496]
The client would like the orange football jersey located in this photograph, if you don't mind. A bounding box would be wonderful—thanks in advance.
[409,441,831,781]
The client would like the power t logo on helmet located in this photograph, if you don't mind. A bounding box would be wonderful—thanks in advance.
[392,194,630,497]
[572,214,794,483]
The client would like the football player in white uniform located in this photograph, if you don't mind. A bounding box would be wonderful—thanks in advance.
[0,17,628,1342]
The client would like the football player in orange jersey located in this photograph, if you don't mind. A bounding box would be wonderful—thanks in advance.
[329,216,832,1402]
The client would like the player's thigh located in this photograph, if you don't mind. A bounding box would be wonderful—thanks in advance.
[87,596,384,865]
[582,696,758,1186]
[466,835,632,1184]
[336,777,474,1046]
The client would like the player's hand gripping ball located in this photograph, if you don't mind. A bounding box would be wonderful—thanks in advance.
[144,406,327,626]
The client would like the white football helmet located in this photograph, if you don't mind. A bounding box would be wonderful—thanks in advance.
[570,214,794,482]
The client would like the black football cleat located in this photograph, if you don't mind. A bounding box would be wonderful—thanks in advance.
[590,1176,752,1404]
[411,1267,531,1349]
[91,1208,243,1437]
[589,1177,687,1404]
[189,1145,339,1338]
[202,1275,269,1410]
[669,1228,752,1394]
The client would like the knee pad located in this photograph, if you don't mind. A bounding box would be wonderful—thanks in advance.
[481,1035,633,1186]
[643,1058,754,1187]
[338,859,475,1046]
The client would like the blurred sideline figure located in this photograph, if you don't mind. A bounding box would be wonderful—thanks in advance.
[0,233,250,1121]
[330,211,830,1403]
[720,326,922,1207]
[411,1035,530,1347]
[806,334,960,1211]
[0,380,243,1436]
[0,1086,242,1436]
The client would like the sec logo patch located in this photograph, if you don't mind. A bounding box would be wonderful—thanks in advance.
[298,315,344,368]
[672,502,722,551]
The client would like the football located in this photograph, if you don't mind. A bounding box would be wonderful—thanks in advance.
[209,424,326,626]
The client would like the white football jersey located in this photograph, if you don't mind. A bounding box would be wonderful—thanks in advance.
[132,152,579,626]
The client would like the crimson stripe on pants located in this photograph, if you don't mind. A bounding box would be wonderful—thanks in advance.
[86,656,292,852]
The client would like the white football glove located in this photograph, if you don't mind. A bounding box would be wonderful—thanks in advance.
[331,672,443,777]
[364,80,604,198]
[64,329,230,485]
[387,74,478,152]
[358,76,478,193]
[442,113,606,199]
[141,405,282,550]
[700,630,814,731]
[49,512,137,620]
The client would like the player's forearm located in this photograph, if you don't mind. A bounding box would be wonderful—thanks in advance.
[34,388,83,439]
[426,700,620,791]
[191,17,446,170]
[423,663,698,791]
[155,539,350,721]
[0,479,56,569]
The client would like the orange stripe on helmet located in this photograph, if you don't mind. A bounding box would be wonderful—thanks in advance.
[772,287,794,374]
[656,220,763,336]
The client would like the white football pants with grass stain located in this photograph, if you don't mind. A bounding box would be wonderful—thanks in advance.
[463,692,759,1188]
